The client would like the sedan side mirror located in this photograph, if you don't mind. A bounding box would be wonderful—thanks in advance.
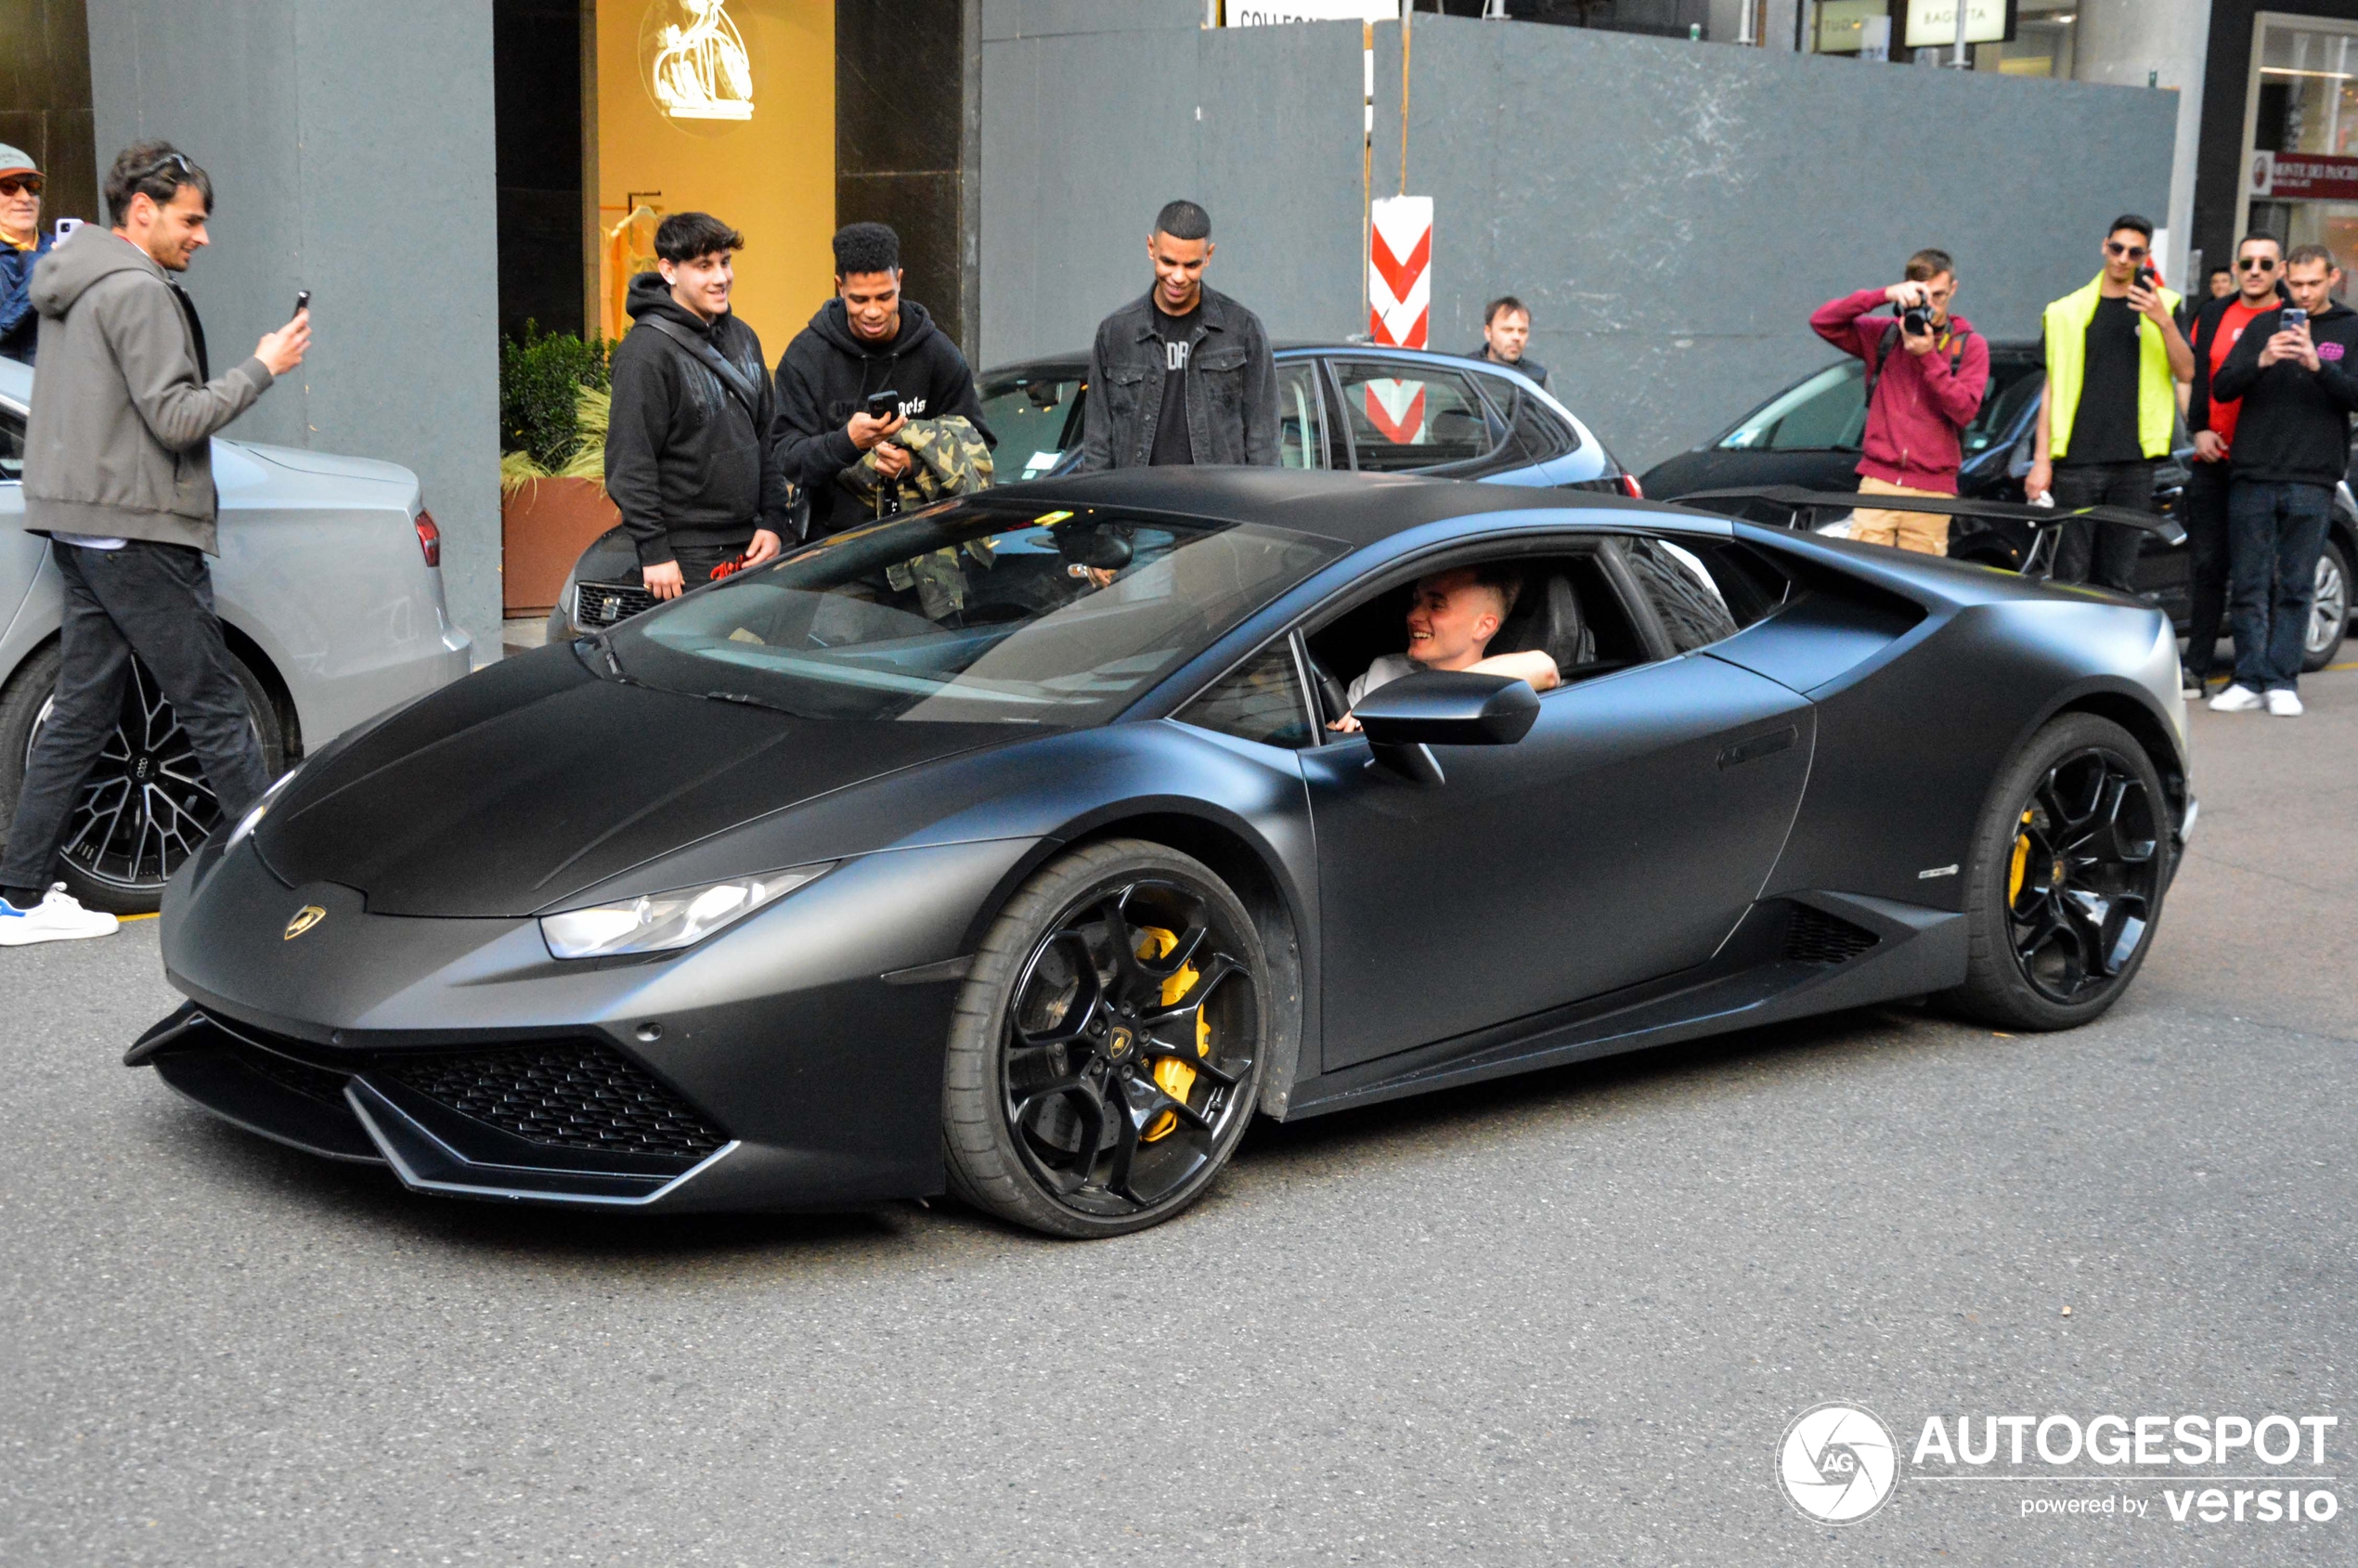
[1353,669,1541,746]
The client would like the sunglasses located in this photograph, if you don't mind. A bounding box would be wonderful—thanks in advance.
[2238,255,2281,271]
[0,176,41,198]
[2105,240,2150,260]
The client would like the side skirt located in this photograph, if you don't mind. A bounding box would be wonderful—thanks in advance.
[1281,891,1964,1121]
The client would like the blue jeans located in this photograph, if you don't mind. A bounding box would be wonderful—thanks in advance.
[2225,479,2332,692]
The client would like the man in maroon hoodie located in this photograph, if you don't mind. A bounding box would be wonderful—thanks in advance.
[1809,249,1990,555]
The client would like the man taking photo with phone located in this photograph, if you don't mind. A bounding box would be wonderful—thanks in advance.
[1809,247,1989,554]
[2026,214,2194,590]
[773,222,991,538]
[604,211,788,601]
[2203,241,2358,717]
[0,141,307,945]
[2179,232,2285,694]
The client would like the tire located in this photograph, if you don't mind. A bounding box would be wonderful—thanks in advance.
[2300,534,2351,673]
[0,643,283,915]
[1943,714,2168,1031]
[943,838,1268,1238]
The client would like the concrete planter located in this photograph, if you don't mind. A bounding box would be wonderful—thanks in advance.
[501,476,621,617]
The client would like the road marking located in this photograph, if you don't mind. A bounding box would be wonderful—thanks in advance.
[118,913,159,923]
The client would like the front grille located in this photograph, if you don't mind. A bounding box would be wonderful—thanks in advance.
[1785,906,1881,966]
[574,579,656,629]
[382,1042,728,1160]
[236,1043,353,1105]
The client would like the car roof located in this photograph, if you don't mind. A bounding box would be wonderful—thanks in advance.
[980,467,1673,548]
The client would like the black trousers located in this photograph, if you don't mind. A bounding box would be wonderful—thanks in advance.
[2178,460,2233,678]
[0,540,266,891]
[2050,460,2155,592]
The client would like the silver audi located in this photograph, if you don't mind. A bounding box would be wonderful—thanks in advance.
[0,356,473,911]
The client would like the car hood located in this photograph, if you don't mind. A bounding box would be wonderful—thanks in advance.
[253,645,1015,917]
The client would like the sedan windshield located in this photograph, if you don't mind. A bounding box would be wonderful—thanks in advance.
[600,502,1345,725]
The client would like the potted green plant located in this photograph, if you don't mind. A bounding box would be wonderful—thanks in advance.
[499,326,620,617]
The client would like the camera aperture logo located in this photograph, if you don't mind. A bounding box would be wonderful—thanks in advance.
[1780,1402,1901,1524]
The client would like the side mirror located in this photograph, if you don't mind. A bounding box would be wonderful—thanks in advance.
[1352,669,1540,746]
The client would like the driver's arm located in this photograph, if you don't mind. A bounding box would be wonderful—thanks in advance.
[1468,650,1561,691]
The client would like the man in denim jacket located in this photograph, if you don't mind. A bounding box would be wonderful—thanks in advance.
[1079,201,1277,471]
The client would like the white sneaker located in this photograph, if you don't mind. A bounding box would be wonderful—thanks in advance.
[0,884,120,946]
[2209,684,2264,712]
[2266,689,2305,717]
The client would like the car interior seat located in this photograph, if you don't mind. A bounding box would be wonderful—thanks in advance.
[1490,570,1596,674]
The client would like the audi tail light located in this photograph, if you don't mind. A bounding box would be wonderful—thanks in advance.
[1620,473,1644,500]
[414,511,441,568]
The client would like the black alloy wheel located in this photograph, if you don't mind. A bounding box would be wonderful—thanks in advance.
[0,646,282,914]
[1947,714,2168,1030]
[944,840,1266,1238]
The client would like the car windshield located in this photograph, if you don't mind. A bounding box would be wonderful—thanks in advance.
[978,373,1085,480]
[599,502,1345,726]
[1719,362,1865,452]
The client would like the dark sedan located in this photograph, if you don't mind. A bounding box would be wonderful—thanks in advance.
[1641,346,2353,670]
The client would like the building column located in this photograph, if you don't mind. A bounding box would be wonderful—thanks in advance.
[2072,0,2215,286]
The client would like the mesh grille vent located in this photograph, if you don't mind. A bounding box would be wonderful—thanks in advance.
[383,1042,727,1160]
[1785,905,1881,965]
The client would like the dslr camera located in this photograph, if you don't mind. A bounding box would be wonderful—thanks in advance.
[1901,299,1935,335]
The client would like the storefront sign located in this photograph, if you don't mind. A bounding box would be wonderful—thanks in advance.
[646,0,753,122]
[2250,149,2358,201]
[1902,1,2015,48]
[1224,2,1398,23]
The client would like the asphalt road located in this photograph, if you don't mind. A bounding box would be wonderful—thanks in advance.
[4,669,2352,1566]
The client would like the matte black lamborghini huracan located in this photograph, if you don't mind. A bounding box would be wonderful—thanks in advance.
[133,470,2196,1237]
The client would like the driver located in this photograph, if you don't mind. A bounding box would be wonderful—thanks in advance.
[1329,565,1561,732]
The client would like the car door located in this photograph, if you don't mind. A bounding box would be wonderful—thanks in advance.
[1301,536,1814,1071]
[1327,357,1530,481]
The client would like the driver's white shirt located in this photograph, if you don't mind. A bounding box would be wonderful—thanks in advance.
[1345,654,1418,708]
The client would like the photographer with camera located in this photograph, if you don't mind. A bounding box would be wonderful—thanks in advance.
[1809,248,1989,555]
[2026,214,2194,591]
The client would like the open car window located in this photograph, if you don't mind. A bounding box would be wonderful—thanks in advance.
[602,502,1346,727]
[977,373,1084,481]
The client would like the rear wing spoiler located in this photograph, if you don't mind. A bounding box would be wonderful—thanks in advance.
[1668,485,2185,579]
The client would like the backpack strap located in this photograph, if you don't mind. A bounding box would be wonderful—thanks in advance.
[640,314,764,426]
[1862,319,1972,426]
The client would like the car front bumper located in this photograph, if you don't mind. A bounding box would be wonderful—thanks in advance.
[136,830,1043,1212]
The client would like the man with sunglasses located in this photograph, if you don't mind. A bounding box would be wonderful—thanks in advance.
[2180,233,2286,693]
[0,145,52,363]
[2027,214,2194,591]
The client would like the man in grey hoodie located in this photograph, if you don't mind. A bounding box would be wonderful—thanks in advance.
[0,141,308,946]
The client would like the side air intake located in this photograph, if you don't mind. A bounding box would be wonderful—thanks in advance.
[1785,905,1881,965]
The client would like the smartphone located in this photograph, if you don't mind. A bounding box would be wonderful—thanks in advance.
[2284,307,2309,332]
[864,389,901,421]
[52,217,82,242]
[293,290,311,317]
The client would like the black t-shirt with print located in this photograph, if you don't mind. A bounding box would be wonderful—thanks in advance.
[1149,302,1199,465]
[2066,294,2146,465]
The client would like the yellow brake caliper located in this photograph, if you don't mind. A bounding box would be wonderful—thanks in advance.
[2009,809,2035,906]
[1134,927,1211,1142]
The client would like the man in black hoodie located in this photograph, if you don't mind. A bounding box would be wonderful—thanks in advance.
[773,223,991,538]
[604,212,788,599]
[2207,241,2358,716]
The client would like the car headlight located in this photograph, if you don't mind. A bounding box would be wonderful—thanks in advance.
[227,763,306,850]
[538,864,836,959]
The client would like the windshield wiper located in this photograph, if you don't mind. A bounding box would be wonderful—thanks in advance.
[702,688,797,715]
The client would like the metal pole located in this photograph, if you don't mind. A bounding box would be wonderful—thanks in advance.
[1363,20,1374,334]
[1954,0,1971,69]
[1400,4,1412,197]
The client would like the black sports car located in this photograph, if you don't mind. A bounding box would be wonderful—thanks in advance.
[133,470,2195,1238]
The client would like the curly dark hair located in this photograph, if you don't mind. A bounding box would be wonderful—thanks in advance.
[832,222,900,277]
